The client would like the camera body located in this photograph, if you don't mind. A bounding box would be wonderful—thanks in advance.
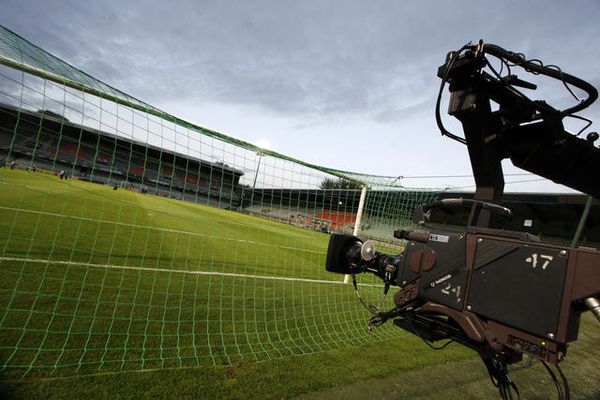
[326,212,600,364]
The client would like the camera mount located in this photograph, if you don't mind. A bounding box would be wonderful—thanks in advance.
[325,41,600,399]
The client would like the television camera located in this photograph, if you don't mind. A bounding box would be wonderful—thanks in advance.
[325,41,600,399]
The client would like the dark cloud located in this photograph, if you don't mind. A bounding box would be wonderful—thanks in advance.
[1,0,599,124]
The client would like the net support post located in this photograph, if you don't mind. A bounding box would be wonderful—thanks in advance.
[345,185,368,284]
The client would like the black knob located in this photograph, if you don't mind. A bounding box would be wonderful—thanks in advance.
[587,132,599,143]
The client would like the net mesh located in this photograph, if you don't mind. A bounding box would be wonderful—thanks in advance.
[0,25,442,379]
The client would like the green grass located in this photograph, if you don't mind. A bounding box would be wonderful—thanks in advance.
[1,335,473,400]
[1,168,599,399]
[3,315,600,400]
[0,169,401,380]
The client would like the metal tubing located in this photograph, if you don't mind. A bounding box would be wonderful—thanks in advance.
[584,297,600,322]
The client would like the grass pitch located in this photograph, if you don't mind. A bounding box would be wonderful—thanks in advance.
[0,169,405,379]
[1,169,599,399]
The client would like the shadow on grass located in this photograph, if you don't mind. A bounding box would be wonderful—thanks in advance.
[2,316,600,400]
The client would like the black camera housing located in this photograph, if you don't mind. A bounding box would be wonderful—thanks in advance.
[325,234,362,274]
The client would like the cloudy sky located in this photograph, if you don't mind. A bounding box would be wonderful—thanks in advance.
[2,0,599,192]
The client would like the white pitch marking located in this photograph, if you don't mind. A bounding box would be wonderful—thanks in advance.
[0,257,380,287]
[0,206,322,254]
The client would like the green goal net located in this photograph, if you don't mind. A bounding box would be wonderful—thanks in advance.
[0,25,442,380]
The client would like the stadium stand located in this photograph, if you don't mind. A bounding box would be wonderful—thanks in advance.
[57,141,92,164]
[0,103,244,209]
[1,101,598,245]
[314,212,356,229]
[184,173,201,186]
[243,205,350,232]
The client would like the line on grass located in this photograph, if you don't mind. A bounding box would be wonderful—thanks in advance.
[0,256,381,287]
[0,206,323,254]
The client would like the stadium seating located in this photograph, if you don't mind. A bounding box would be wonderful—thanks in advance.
[184,173,200,186]
[128,165,144,177]
[57,142,92,164]
[160,165,173,177]
[0,104,245,210]
[0,130,12,147]
[314,212,356,229]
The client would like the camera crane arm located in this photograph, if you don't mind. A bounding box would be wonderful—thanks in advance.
[437,41,600,210]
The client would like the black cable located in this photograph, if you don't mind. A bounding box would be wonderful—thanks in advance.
[352,274,378,316]
[492,48,595,138]
[495,54,512,77]
[484,55,540,113]
[486,57,506,81]
[435,43,472,145]
[449,177,549,190]
[500,57,512,77]
[483,44,598,116]
[368,306,405,328]
[556,363,570,400]
[400,173,532,179]
[541,360,564,400]
[352,274,389,319]
[483,358,520,400]
[544,64,583,103]
[402,315,455,350]
[422,336,454,350]
[567,114,593,136]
